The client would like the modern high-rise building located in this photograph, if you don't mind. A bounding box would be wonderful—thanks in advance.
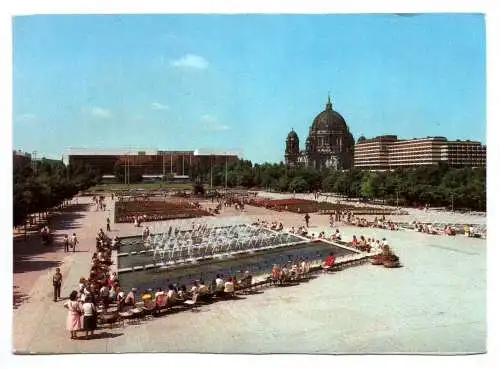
[354,136,486,169]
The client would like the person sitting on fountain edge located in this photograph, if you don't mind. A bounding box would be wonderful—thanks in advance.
[322,252,335,271]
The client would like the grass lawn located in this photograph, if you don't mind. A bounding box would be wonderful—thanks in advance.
[89,182,195,191]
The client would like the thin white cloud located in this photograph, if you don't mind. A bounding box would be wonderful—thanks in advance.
[201,114,230,131]
[86,107,112,119]
[151,102,170,110]
[162,32,180,42]
[16,113,37,123]
[170,54,209,69]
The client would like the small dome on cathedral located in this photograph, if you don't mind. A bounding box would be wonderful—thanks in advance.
[287,129,299,141]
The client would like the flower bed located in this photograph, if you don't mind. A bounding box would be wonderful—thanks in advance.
[115,200,211,223]
[247,197,391,215]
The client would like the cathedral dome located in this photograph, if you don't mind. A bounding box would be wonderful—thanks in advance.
[311,96,349,132]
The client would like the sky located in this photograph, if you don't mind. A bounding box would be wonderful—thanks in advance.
[12,13,486,163]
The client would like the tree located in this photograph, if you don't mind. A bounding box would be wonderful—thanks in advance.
[289,177,309,193]
[13,158,99,227]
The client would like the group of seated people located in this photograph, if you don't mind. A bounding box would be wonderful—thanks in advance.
[75,236,119,311]
[348,217,370,227]
[289,226,309,237]
[444,224,457,236]
[270,259,312,284]
[372,217,398,230]
[96,228,121,250]
[122,273,253,314]
[344,216,398,231]
[370,244,401,267]
[251,219,284,232]
[77,270,119,309]
[463,224,481,238]
[350,235,388,253]
[414,222,439,235]
[269,221,284,231]
[208,203,223,214]
[288,226,342,241]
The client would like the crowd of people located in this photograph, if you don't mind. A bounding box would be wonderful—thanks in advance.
[61,228,118,339]
[413,221,481,238]
[92,195,107,211]
[327,213,399,231]
[40,225,52,246]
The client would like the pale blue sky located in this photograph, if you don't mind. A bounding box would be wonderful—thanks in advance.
[12,13,486,163]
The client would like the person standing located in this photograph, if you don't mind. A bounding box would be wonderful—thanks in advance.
[63,234,70,253]
[52,267,62,302]
[304,213,310,228]
[64,290,82,339]
[106,217,111,232]
[82,295,97,339]
[70,233,79,252]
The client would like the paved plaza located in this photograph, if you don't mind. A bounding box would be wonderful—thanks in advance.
[12,194,486,354]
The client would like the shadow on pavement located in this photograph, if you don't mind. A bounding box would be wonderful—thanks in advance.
[13,257,62,274]
[13,285,30,309]
[77,332,124,340]
[13,204,89,273]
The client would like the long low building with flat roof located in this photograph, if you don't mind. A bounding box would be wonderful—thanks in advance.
[354,136,486,169]
[65,148,240,177]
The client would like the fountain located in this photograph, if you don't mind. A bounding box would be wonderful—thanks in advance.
[116,217,364,292]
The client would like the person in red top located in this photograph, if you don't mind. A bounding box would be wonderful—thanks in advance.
[271,264,281,284]
[322,252,335,271]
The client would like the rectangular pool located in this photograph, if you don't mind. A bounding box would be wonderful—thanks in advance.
[118,240,356,292]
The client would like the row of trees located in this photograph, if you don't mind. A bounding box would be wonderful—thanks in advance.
[206,161,486,211]
[13,158,100,227]
[105,158,486,211]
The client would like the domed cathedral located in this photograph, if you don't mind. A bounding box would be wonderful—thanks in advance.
[284,95,355,170]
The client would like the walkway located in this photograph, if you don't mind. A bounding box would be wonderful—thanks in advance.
[13,197,112,353]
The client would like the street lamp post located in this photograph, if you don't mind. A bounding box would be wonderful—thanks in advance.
[225,155,228,189]
[162,152,165,185]
[210,156,213,191]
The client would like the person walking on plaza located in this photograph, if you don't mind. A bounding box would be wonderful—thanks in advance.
[70,233,79,252]
[52,267,62,302]
[63,234,70,252]
[304,213,310,228]
[106,217,111,232]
